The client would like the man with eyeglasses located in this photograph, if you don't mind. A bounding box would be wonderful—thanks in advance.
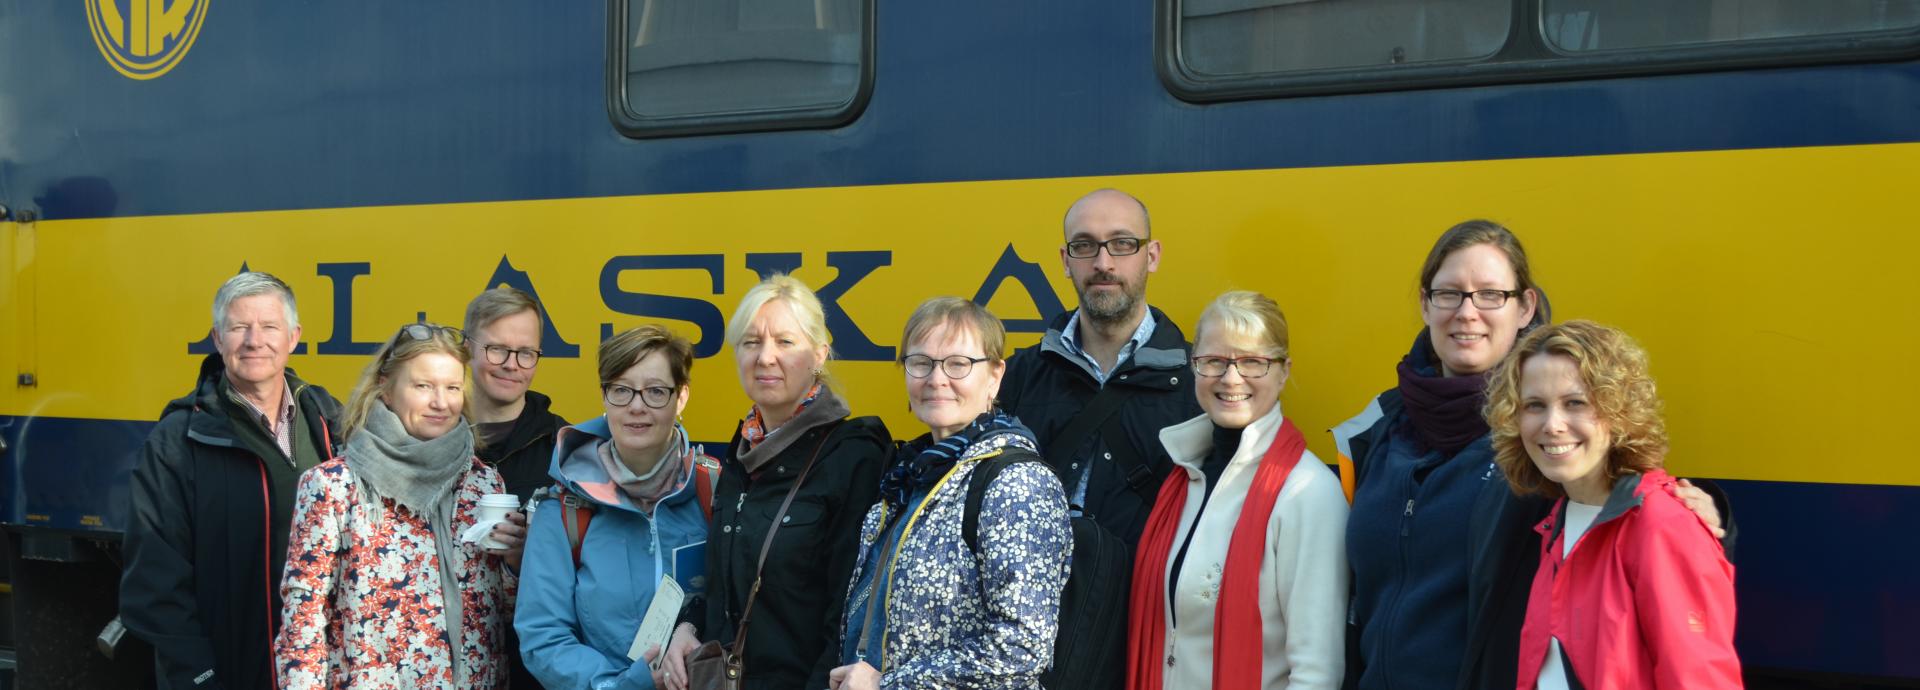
[464,287,570,504]
[121,272,345,690]
[994,189,1202,690]
[463,287,568,690]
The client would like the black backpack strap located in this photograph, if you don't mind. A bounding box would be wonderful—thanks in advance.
[1040,383,1137,488]
[963,450,1041,552]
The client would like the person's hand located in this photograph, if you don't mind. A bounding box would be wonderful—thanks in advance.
[658,623,700,690]
[642,644,675,690]
[829,661,880,690]
[487,511,529,571]
[1671,479,1726,539]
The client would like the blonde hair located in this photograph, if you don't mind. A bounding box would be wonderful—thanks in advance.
[899,297,1007,363]
[726,274,834,372]
[1484,320,1668,499]
[1193,290,1289,360]
[340,324,473,441]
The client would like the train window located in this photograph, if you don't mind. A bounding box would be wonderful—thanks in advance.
[1542,1,1920,53]
[609,0,874,137]
[1178,0,1511,75]
[1159,0,1920,101]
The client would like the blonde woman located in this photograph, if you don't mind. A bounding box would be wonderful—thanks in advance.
[1127,291,1347,689]
[275,323,519,689]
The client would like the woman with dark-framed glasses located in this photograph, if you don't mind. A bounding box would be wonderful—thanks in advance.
[829,296,1071,690]
[657,274,892,690]
[1125,291,1348,690]
[275,323,521,689]
[515,324,717,690]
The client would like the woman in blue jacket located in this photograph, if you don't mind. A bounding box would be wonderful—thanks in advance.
[516,325,712,690]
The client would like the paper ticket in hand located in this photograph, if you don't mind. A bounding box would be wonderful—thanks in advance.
[629,575,685,664]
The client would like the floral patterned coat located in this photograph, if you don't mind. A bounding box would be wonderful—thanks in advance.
[275,458,518,690]
[843,433,1073,690]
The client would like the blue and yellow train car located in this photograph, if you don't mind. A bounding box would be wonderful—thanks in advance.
[4,1,1918,687]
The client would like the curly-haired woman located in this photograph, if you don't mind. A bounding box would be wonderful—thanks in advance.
[1483,320,1740,689]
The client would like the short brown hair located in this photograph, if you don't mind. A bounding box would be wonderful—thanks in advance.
[599,325,695,390]
[463,287,543,335]
[1418,220,1546,325]
[899,297,1007,363]
[1485,320,1668,499]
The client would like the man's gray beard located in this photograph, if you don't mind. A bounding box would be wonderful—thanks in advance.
[1079,286,1139,324]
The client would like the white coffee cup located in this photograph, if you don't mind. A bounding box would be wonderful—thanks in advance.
[475,494,520,550]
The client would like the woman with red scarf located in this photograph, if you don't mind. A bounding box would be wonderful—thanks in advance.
[1127,291,1350,690]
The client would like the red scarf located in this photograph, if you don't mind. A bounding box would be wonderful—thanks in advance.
[1126,417,1307,690]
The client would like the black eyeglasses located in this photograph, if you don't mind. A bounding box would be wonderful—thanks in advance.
[1063,237,1146,259]
[604,384,675,409]
[477,342,542,368]
[903,354,991,379]
[1425,289,1522,310]
[1191,356,1279,378]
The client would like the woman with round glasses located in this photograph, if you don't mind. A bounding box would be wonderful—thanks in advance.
[1483,321,1739,688]
[1125,291,1348,690]
[829,297,1071,690]
[276,323,521,689]
[515,324,715,690]
[1335,221,1728,689]
[656,274,891,690]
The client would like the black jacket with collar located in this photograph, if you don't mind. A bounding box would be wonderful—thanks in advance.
[119,354,343,690]
[475,389,568,505]
[996,306,1201,547]
[697,414,891,690]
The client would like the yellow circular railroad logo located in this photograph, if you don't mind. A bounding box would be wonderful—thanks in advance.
[86,0,208,80]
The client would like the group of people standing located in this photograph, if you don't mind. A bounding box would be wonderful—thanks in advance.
[118,188,1741,690]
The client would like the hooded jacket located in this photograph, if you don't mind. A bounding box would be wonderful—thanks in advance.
[120,353,342,690]
[1516,469,1740,689]
[476,389,568,504]
[515,417,712,690]
[997,306,1201,547]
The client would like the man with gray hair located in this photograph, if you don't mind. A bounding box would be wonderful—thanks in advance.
[120,271,344,690]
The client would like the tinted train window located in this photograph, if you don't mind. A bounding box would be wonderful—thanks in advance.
[1543,1,1920,52]
[1180,0,1510,74]
[1160,0,1920,100]
[610,0,873,137]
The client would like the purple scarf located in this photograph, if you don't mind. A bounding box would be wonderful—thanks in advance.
[1395,330,1490,455]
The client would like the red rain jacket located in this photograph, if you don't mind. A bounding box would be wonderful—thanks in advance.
[1516,469,1741,689]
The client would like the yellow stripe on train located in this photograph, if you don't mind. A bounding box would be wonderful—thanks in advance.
[3,141,1915,487]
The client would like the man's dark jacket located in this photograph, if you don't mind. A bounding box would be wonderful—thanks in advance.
[476,389,568,504]
[996,306,1201,547]
[120,354,343,690]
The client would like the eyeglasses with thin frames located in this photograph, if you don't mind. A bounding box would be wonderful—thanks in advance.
[1191,356,1279,378]
[902,354,991,379]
